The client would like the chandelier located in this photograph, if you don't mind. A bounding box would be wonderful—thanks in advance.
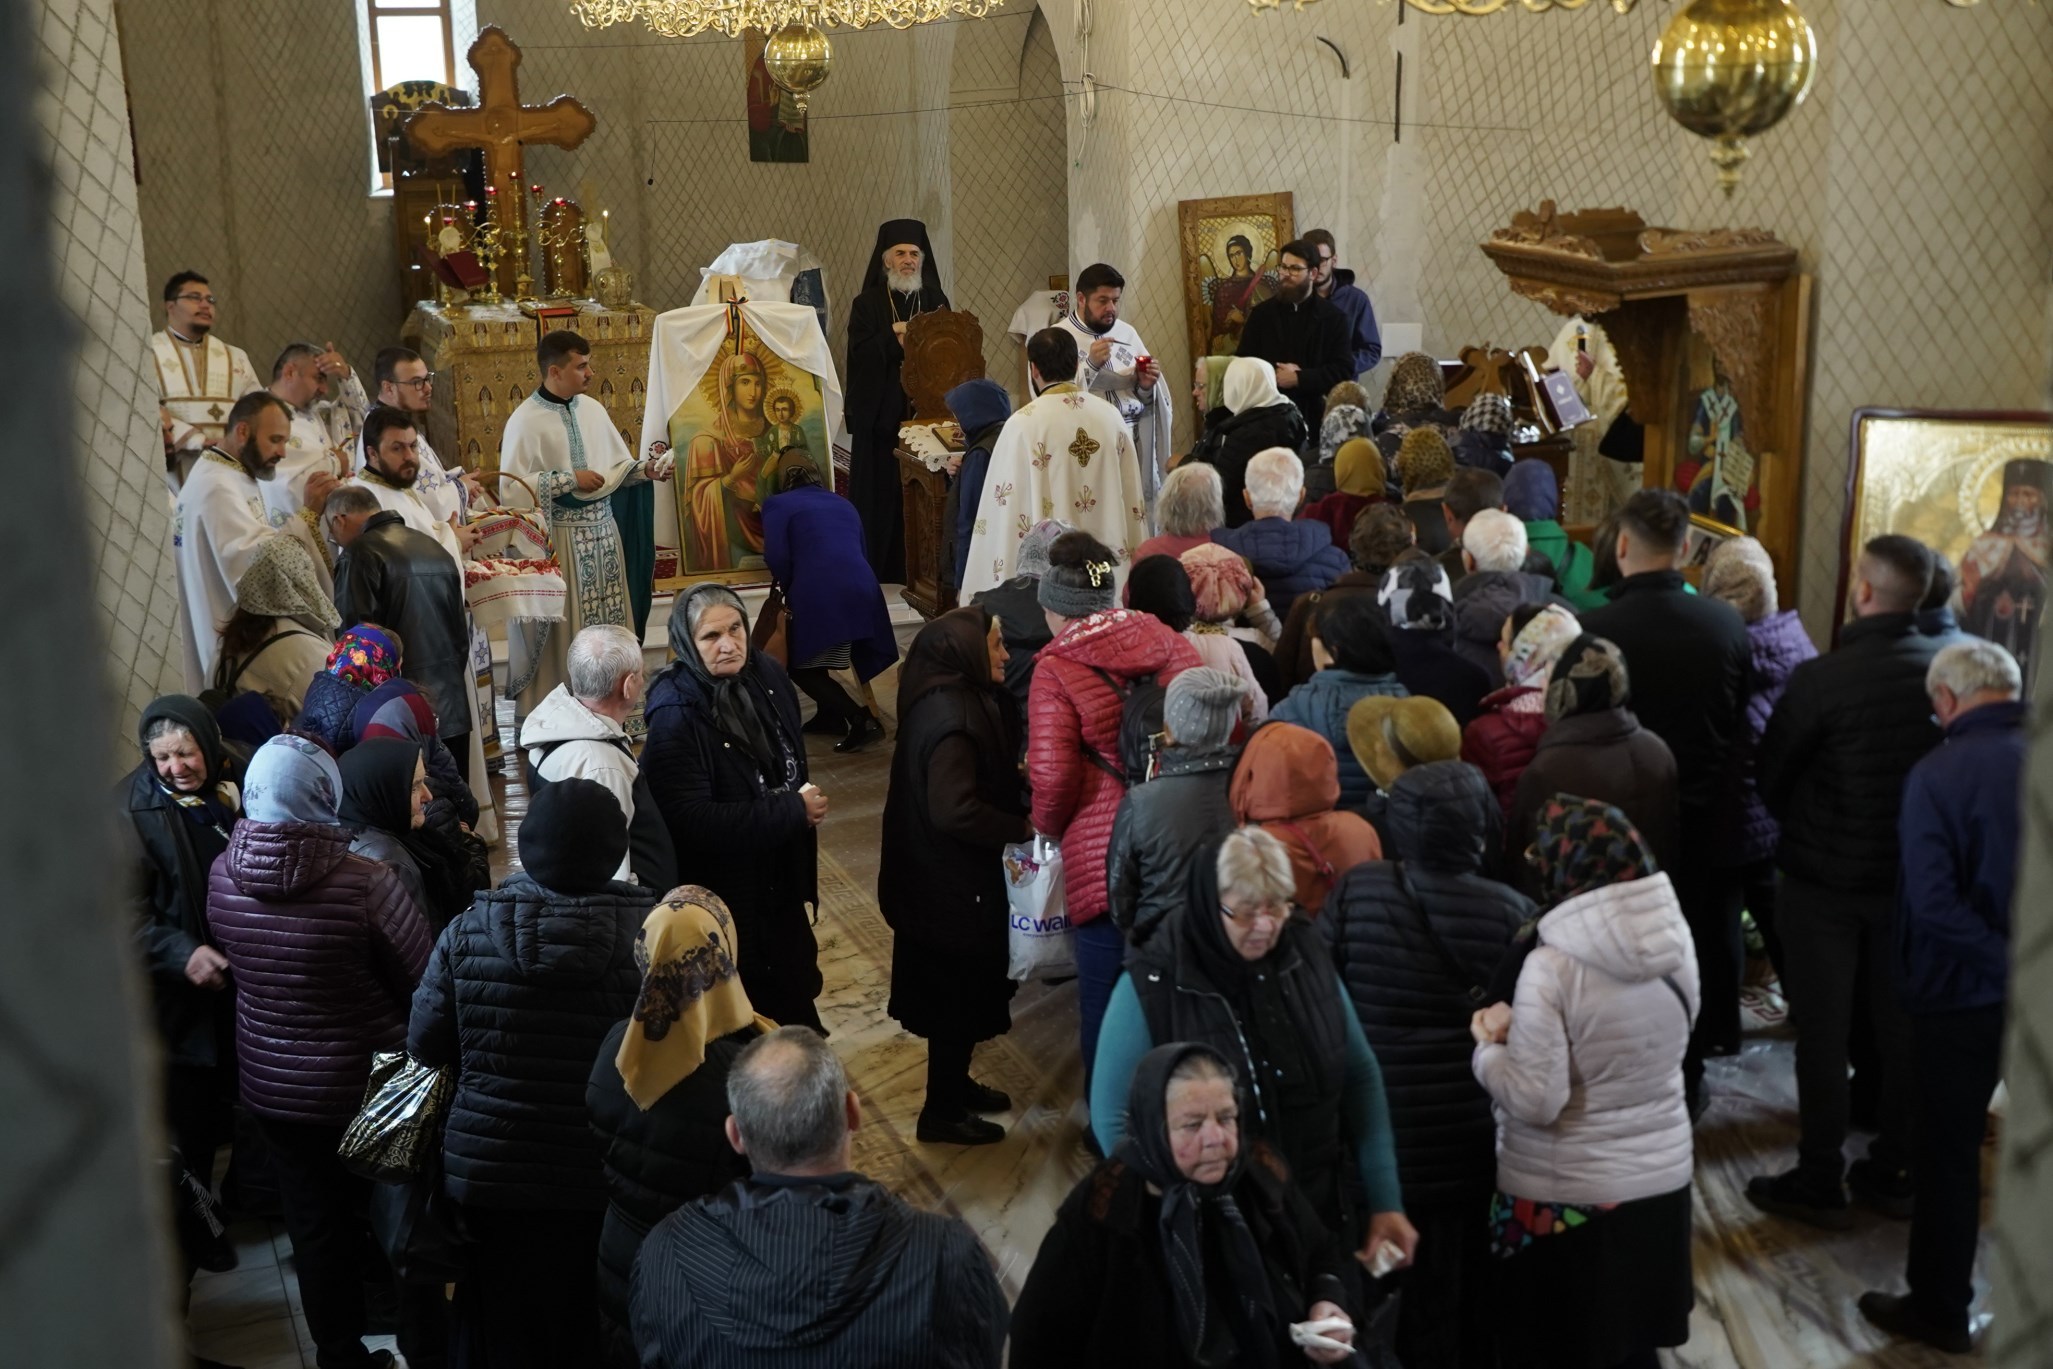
[571,0,1002,110]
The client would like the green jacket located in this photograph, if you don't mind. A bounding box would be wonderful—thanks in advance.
[1525,519,1607,612]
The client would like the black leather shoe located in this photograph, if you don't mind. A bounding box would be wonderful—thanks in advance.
[917,1107,1005,1146]
[834,716,885,753]
[800,710,842,735]
[1857,1291,1973,1354]
[1848,1157,1915,1219]
[1746,1169,1853,1230]
[959,1081,1012,1114]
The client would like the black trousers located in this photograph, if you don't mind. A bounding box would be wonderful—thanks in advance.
[789,666,866,731]
[1672,840,1744,1102]
[165,1062,234,1190]
[1396,1193,1496,1369]
[453,1205,604,1369]
[1777,875,1916,1180]
[444,731,472,784]
[259,1117,445,1369]
[1907,1004,2004,1330]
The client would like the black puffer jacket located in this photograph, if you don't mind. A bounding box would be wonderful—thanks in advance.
[1759,612,1944,893]
[1187,402,1309,528]
[1105,745,1240,949]
[1323,762,1530,1208]
[409,872,649,1209]
[587,1019,756,1364]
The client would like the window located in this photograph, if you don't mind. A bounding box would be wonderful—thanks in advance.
[356,0,479,194]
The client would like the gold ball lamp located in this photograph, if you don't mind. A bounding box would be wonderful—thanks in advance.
[763,23,833,114]
[1651,0,1818,196]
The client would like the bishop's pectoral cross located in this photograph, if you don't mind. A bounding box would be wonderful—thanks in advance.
[403,26,596,298]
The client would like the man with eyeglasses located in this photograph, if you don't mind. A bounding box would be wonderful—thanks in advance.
[1302,228,1382,378]
[1231,238,1354,435]
[150,270,261,492]
[360,346,479,537]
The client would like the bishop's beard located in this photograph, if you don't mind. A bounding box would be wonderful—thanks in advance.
[887,266,923,295]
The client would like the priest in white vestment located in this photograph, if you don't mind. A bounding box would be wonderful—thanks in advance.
[1053,263,1173,517]
[1547,316,1635,525]
[150,271,261,492]
[958,328,1147,598]
[499,330,673,722]
[173,392,338,691]
[368,345,475,527]
[260,341,369,530]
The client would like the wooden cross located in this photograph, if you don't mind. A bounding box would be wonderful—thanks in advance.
[403,26,595,292]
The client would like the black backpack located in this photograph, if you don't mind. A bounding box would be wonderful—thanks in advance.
[1083,666,1167,788]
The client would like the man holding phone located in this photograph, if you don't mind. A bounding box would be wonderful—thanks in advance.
[1055,262,1174,515]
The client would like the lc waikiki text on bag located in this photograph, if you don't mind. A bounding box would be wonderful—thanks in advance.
[1004,835,1075,981]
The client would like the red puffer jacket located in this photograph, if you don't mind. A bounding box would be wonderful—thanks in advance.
[1029,609,1202,924]
[207,819,431,1126]
[1461,686,1549,827]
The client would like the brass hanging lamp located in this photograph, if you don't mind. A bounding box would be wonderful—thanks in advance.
[763,22,833,112]
[1651,0,1818,196]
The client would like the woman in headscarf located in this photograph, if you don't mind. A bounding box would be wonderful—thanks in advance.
[291,624,402,753]
[761,451,897,752]
[352,678,475,824]
[1471,796,1697,1369]
[1094,828,1415,1272]
[1182,541,1285,703]
[1130,554,1268,723]
[206,734,438,1369]
[880,607,1032,1145]
[216,535,338,718]
[1012,1042,1364,1368]
[1373,352,1460,478]
[1185,357,1308,529]
[337,737,433,921]
[1512,636,1680,900]
[1462,602,1582,825]
[587,889,771,1367]
[1453,391,1515,475]
[971,516,1070,724]
[643,583,825,1032]
[1299,438,1387,552]
[122,695,242,1276]
[1381,556,1495,727]
[1229,721,1382,915]
[1394,428,1457,554]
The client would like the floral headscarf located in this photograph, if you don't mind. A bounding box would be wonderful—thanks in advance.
[1503,604,1582,695]
[1530,794,1656,907]
[1180,542,1264,624]
[1544,634,1631,723]
[325,626,400,690]
[615,887,776,1110]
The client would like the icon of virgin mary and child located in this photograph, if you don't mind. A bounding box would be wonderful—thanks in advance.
[680,347,822,572]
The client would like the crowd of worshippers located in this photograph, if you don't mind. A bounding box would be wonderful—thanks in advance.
[133,243,2022,1367]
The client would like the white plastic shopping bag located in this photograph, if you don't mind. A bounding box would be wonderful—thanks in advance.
[1004,835,1074,981]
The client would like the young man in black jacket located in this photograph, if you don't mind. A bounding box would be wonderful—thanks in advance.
[1578,490,1752,1115]
[1233,238,1354,435]
[1747,534,1945,1229]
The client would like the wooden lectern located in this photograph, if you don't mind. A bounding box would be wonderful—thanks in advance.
[895,310,987,619]
[1482,203,1812,586]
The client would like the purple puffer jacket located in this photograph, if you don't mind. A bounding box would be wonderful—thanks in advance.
[1731,609,1818,864]
[207,819,431,1125]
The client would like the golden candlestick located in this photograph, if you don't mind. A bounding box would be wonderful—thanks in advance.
[470,191,509,306]
[536,196,590,299]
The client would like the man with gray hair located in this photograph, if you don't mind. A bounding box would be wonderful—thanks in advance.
[629,1026,1007,1367]
[1209,447,1348,619]
[1859,639,2026,1354]
[517,624,676,890]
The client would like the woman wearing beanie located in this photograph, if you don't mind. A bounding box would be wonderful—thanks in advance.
[1184,356,1308,529]
[1128,554,1269,723]
[1301,437,1390,551]
[1395,428,1457,555]
[411,775,652,1369]
[1027,531,1200,1080]
[1504,459,1604,611]
[880,607,1033,1146]
[643,583,826,1032]
[1107,666,1251,950]
[208,734,434,1369]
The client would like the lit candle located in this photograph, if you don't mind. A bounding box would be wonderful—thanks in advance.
[485,185,498,198]
[464,200,477,212]
[601,209,609,238]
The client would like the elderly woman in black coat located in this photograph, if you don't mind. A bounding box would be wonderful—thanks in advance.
[643,583,829,1032]
[880,606,1032,1145]
[587,887,770,1367]
[1012,1042,1363,1368]
[1323,760,1532,1369]
[122,694,241,1272]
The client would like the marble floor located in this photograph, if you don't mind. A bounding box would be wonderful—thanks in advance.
[188,602,1997,1367]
